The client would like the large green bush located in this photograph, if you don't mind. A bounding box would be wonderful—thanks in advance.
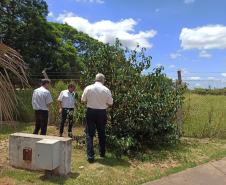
[80,40,185,156]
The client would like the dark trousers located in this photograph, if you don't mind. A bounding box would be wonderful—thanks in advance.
[60,108,74,134]
[86,108,107,160]
[33,110,48,135]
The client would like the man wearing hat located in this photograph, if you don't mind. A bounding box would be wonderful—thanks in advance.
[81,73,113,163]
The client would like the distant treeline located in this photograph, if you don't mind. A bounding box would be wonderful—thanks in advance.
[190,88,226,95]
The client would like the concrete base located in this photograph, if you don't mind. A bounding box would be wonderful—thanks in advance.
[9,133,72,176]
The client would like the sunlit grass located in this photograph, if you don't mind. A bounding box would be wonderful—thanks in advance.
[1,123,226,184]
[183,93,226,138]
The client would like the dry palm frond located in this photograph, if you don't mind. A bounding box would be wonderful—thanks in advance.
[0,43,29,121]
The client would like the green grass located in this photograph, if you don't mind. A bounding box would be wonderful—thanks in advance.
[1,123,226,185]
[183,93,226,138]
[1,93,226,184]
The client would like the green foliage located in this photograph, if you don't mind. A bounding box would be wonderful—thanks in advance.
[0,1,99,79]
[0,0,55,73]
[81,40,185,156]
[190,88,226,95]
[47,23,84,78]
[49,81,85,125]
[15,89,34,122]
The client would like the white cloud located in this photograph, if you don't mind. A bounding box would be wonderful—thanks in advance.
[184,0,195,4]
[169,64,176,68]
[56,12,157,49]
[222,73,226,77]
[199,50,212,58]
[208,77,215,80]
[182,68,189,75]
[195,83,201,87]
[180,25,226,50]
[75,0,104,4]
[170,52,181,59]
[56,11,75,22]
[189,76,201,80]
[48,11,54,18]
[156,63,163,67]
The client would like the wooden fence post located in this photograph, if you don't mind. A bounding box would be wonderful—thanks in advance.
[177,70,182,85]
[177,70,183,135]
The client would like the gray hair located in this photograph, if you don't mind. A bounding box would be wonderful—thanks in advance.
[95,73,105,83]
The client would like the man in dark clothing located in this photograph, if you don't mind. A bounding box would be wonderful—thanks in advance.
[81,73,113,163]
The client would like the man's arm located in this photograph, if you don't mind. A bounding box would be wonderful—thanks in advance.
[46,92,53,110]
[57,91,63,113]
[106,89,113,107]
[58,100,63,113]
[81,87,88,104]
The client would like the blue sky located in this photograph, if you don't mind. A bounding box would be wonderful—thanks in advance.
[46,0,226,88]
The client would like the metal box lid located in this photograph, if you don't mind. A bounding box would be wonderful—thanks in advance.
[36,139,60,145]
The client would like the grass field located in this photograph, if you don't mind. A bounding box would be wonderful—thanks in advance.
[1,123,226,185]
[183,93,226,138]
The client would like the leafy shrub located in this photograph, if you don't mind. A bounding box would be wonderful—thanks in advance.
[16,89,34,122]
[80,40,185,156]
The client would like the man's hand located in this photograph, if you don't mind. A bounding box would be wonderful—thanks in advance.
[59,108,62,114]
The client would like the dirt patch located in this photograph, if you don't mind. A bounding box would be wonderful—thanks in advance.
[0,177,16,185]
[0,139,8,168]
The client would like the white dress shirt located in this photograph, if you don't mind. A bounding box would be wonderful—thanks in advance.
[32,86,53,111]
[58,90,75,108]
[81,82,113,109]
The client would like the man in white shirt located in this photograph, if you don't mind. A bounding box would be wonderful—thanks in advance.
[58,84,76,138]
[81,73,113,163]
[32,79,53,135]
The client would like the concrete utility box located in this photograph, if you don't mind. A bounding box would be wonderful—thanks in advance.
[9,133,72,176]
[36,139,60,170]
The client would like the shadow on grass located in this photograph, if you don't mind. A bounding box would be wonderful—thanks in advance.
[39,172,79,184]
[96,156,131,167]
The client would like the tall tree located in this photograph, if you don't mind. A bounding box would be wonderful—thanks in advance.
[0,0,56,75]
[47,23,82,79]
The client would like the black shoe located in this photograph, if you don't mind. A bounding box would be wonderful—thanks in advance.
[59,133,63,137]
[87,158,94,163]
[68,132,73,138]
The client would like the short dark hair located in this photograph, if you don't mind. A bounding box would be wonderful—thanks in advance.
[68,83,75,89]
[41,79,51,86]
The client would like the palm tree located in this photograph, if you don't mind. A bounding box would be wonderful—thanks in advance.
[0,43,29,122]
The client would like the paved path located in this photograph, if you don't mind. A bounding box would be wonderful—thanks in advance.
[143,158,226,185]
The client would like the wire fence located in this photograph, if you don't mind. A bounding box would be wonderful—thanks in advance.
[13,69,226,90]
[166,70,226,89]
